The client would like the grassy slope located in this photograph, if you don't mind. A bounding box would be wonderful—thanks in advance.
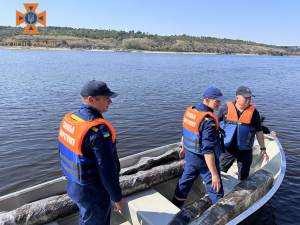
[1,26,299,56]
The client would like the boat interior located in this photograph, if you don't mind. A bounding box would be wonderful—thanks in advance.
[0,135,283,225]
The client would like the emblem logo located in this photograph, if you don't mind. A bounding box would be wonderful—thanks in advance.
[16,3,46,34]
[106,85,110,90]
[246,88,250,92]
[219,90,222,94]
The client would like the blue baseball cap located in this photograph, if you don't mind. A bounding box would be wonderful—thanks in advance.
[203,87,227,101]
[80,80,119,98]
[236,86,255,97]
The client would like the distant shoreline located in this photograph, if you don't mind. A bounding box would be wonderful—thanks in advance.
[1,28,299,57]
[1,46,293,56]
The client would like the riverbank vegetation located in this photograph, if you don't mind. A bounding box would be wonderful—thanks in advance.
[1,26,299,56]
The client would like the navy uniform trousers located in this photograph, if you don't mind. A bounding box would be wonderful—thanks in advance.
[219,147,253,181]
[172,155,224,207]
[67,178,111,225]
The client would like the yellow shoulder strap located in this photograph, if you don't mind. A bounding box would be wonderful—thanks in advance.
[71,114,99,132]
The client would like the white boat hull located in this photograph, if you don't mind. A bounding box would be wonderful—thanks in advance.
[0,135,285,225]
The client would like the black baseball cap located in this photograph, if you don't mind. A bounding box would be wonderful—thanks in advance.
[203,87,227,101]
[236,86,255,97]
[80,80,119,98]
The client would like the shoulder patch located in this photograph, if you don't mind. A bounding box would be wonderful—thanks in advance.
[204,117,209,121]
[102,131,110,138]
[91,127,99,132]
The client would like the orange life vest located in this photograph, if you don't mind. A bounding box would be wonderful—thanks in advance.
[182,106,222,157]
[58,112,116,184]
[220,102,257,150]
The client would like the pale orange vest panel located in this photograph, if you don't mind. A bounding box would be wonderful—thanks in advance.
[226,102,257,124]
[183,106,219,135]
[58,112,116,156]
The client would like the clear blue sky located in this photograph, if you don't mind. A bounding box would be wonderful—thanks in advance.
[1,0,300,46]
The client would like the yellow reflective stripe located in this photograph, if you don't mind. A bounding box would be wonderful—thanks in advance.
[193,109,199,112]
[71,114,85,122]
[205,117,209,121]
[71,114,99,132]
[174,195,186,201]
[211,124,216,126]
[103,134,110,138]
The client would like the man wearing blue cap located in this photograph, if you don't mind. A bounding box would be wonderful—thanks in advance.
[58,80,124,225]
[171,87,227,207]
[218,86,269,181]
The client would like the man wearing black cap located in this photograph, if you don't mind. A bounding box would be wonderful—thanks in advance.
[171,87,226,208]
[58,80,124,225]
[218,86,269,181]
[260,115,277,136]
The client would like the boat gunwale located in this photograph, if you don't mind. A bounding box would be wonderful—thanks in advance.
[227,136,286,225]
[0,177,65,202]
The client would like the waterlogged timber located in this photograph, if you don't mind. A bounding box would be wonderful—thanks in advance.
[120,159,185,196]
[0,194,77,225]
[195,169,274,225]
[0,157,185,225]
[168,194,211,225]
[120,147,181,176]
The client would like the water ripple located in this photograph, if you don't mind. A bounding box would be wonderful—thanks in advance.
[0,51,299,224]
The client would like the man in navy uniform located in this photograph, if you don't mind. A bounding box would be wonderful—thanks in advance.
[171,87,227,207]
[58,80,124,225]
[218,86,269,181]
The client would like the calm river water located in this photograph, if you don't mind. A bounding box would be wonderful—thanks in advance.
[0,50,299,224]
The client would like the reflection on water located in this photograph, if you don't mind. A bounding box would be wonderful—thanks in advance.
[0,50,300,224]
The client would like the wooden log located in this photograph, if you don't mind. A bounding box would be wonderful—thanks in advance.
[194,169,274,225]
[168,194,211,225]
[0,194,78,225]
[0,159,186,225]
[120,159,186,196]
[119,147,181,176]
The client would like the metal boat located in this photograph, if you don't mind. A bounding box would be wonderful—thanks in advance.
[0,135,285,225]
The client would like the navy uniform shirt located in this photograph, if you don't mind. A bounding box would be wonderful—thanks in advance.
[217,102,262,150]
[67,104,122,203]
[262,125,271,134]
[184,103,218,169]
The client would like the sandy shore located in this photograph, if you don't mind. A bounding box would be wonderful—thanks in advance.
[0,46,292,56]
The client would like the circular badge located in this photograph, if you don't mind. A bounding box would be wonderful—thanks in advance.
[24,12,38,25]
